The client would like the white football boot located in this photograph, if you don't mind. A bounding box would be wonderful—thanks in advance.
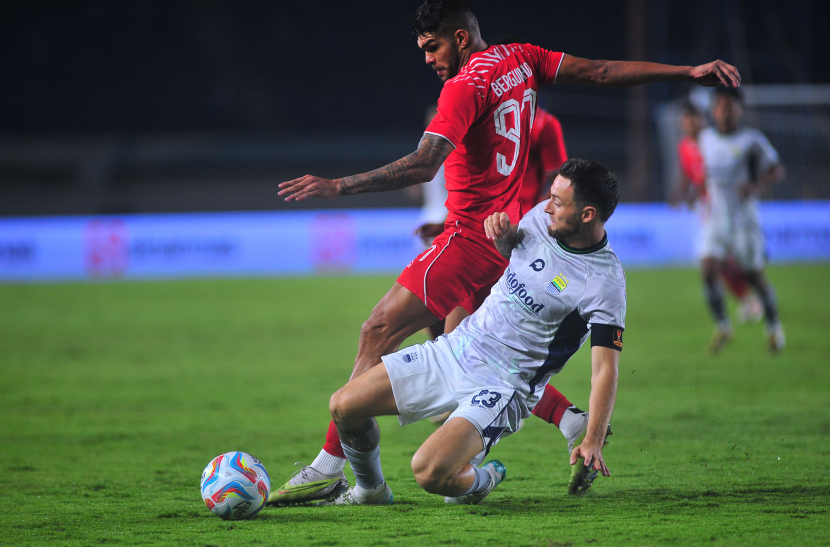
[321,482,394,506]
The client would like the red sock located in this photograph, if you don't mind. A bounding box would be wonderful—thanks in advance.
[322,420,346,458]
[722,257,749,298]
[531,384,572,426]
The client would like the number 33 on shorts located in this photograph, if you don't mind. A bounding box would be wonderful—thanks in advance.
[471,390,503,408]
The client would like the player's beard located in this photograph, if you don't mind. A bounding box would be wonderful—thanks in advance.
[444,46,461,80]
[547,212,581,242]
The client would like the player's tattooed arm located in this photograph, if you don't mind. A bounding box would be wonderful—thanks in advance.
[484,212,518,260]
[277,133,454,201]
[339,133,453,196]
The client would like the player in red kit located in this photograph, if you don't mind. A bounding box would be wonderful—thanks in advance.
[269,0,740,505]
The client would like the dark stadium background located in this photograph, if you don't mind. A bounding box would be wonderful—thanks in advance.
[2,0,828,216]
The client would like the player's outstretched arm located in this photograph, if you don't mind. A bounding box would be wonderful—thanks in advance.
[484,212,517,259]
[557,55,740,88]
[278,133,454,201]
[570,346,619,477]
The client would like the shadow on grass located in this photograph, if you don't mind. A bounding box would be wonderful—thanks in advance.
[250,484,829,521]
[484,483,830,515]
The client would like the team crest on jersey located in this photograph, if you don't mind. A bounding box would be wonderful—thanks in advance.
[546,274,569,296]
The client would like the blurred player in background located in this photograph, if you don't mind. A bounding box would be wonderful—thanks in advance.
[696,87,786,355]
[270,0,740,505]
[412,105,450,251]
[411,104,450,340]
[324,159,624,505]
[406,105,447,340]
[672,102,763,327]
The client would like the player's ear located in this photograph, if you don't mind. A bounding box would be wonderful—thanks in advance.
[454,28,469,49]
[581,205,597,223]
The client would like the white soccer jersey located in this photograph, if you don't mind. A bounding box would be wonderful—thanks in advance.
[444,203,627,407]
[697,126,780,233]
[418,164,448,225]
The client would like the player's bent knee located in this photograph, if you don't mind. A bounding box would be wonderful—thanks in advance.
[328,387,353,426]
[411,451,452,494]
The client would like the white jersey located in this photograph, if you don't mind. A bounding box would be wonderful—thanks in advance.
[697,126,779,233]
[444,203,627,407]
[418,164,449,225]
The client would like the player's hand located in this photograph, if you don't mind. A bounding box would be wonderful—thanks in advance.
[690,60,741,88]
[414,222,445,246]
[570,441,610,477]
[484,212,512,241]
[738,182,757,200]
[278,175,341,201]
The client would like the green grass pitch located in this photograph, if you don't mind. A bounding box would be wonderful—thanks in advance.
[1,265,828,546]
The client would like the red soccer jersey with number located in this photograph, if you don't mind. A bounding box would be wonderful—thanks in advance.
[520,107,567,213]
[425,44,564,226]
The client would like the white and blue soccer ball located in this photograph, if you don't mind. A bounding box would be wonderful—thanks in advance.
[200,451,271,520]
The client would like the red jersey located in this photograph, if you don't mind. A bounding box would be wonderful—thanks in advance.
[520,107,567,213]
[425,44,564,226]
[678,136,706,189]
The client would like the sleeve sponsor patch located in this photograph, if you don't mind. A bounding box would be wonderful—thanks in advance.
[591,324,624,352]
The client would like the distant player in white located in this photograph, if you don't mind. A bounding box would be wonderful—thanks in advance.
[697,86,786,354]
[323,159,625,505]
[415,162,449,244]
[413,105,450,250]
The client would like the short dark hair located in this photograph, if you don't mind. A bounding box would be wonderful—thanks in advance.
[714,85,743,104]
[412,0,480,43]
[559,158,620,222]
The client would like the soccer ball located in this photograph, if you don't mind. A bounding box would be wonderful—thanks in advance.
[200,451,271,520]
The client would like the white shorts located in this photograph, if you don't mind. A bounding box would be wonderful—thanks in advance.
[697,220,766,271]
[382,335,526,465]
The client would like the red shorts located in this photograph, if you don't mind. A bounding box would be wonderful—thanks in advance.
[398,216,509,319]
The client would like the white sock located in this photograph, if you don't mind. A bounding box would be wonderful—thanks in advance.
[310,449,346,476]
[559,405,587,441]
[460,465,492,496]
[341,444,385,490]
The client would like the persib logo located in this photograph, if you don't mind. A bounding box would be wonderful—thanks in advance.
[503,267,545,315]
[547,274,569,296]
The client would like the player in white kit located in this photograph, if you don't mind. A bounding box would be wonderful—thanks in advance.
[324,159,625,505]
[696,86,786,354]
